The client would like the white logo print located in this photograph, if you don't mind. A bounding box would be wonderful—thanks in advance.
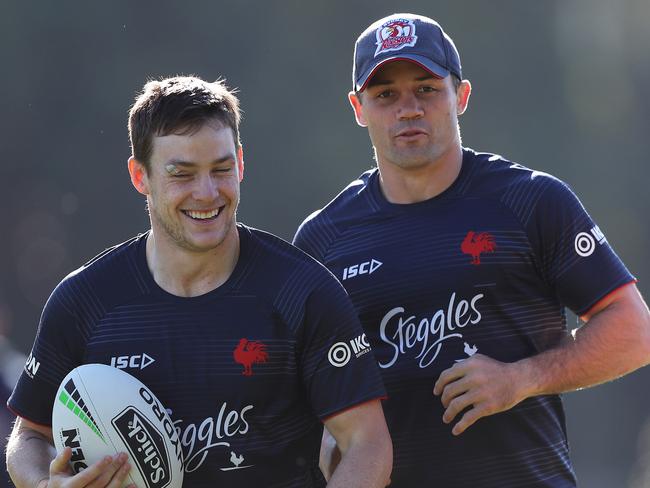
[379,292,484,369]
[24,352,41,378]
[220,451,253,472]
[171,402,254,473]
[575,225,607,257]
[375,18,418,56]
[110,353,156,370]
[342,259,382,281]
[455,342,479,363]
[328,334,371,367]
[590,225,607,244]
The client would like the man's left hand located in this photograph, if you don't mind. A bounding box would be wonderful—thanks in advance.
[433,354,529,436]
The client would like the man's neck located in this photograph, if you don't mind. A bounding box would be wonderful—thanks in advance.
[377,145,463,204]
[145,228,240,298]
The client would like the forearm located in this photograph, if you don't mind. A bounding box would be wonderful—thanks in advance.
[6,428,56,488]
[326,440,391,488]
[516,292,650,397]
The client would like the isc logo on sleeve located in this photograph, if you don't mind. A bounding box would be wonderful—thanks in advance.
[342,259,382,281]
[110,353,155,370]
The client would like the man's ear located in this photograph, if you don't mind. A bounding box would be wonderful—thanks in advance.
[456,79,472,116]
[348,91,368,127]
[128,157,149,195]
[237,146,244,182]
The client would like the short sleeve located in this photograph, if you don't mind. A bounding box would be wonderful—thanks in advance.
[297,274,386,420]
[526,176,635,315]
[8,280,86,425]
[292,215,323,262]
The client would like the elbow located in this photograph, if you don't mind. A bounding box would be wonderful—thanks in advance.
[624,298,650,370]
[371,422,393,487]
[379,435,393,487]
[638,308,650,365]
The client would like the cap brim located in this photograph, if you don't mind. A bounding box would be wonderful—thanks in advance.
[356,54,450,92]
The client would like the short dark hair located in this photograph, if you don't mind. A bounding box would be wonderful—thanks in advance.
[128,76,241,171]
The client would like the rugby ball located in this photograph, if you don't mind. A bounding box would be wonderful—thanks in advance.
[52,364,183,488]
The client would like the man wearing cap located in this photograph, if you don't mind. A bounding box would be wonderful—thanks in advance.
[293,13,650,487]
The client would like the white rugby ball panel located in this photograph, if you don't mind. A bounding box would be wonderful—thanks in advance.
[52,364,183,488]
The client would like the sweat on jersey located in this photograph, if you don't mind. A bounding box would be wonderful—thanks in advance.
[9,224,386,488]
[293,148,635,488]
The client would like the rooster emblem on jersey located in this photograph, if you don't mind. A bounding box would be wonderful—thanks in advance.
[461,231,496,265]
[233,338,268,376]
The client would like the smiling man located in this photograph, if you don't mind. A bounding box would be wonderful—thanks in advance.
[6,76,392,488]
[293,13,650,488]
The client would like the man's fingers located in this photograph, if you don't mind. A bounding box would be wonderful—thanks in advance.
[442,392,475,424]
[63,455,113,487]
[433,363,467,395]
[439,377,471,408]
[105,455,132,488]
[451,405,487,436]
[49,447,72,474]
[91,453,130,488]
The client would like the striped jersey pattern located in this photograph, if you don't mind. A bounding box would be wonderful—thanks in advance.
[293,148,634,487]
[10,225,386,487]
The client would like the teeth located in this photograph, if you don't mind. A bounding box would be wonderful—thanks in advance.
[185,208,219,220]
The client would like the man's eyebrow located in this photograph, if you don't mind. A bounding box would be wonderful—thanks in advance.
[166,155,236,167]
[367,74,437,88]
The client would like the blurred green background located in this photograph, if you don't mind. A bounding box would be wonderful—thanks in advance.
[1,1,649,486]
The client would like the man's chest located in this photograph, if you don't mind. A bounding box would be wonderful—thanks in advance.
[322,203,554,379]
[81,296,307,472]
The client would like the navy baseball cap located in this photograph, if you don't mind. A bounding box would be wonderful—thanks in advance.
[353,13,462,92]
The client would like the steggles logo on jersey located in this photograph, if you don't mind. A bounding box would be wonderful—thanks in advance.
[342,259,383,281]
[574,225,607,257]
[328,333,371,367]
[375,18,417,56]
[24,352,40,378]
[221,450,253,472]
[461,231,496,265]
[378,292,485,369]
[233,339,268,376]
[170,402,254,473]
[454,342,479,363]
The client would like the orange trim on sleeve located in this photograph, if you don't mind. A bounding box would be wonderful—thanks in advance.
[581,279,638,318]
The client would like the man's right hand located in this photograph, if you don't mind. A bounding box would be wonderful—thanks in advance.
[45,447,133,488]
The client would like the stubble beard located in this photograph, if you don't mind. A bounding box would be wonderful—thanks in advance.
[147,199,235,254]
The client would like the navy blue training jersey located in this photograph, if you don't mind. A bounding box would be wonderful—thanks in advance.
[293,148,635,488]
[9,224,386,487]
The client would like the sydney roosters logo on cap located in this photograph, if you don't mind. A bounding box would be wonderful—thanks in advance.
[375,18,418,56]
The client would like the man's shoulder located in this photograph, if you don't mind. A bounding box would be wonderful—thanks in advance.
[294,169,377,257]
[244,225,337,280]
[301,169,377,228]
[463,147,567,197]
[56,233,146,299]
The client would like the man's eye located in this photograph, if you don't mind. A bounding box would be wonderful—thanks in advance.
[377,90,393,99]
[419,86,436,93]
[165,164,190,177]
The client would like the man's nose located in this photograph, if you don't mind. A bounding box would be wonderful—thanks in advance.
[398,92,424,120]
[193,173,219,200]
